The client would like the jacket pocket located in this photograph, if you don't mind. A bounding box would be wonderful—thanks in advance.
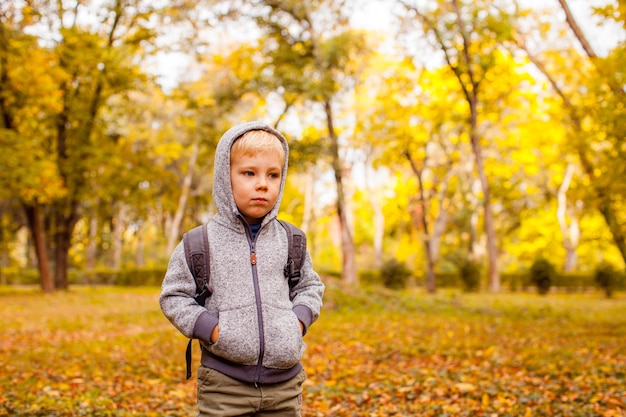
[210,304,260,366]
[262,305,304,369]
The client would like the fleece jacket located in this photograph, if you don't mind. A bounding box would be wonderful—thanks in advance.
[160,121,325,384]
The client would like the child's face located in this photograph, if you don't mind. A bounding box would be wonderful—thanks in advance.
[230,150,283,224]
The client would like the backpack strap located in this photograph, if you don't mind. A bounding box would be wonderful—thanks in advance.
[277,219,306,292]
[182,224,211,380]
[183,224,212,304]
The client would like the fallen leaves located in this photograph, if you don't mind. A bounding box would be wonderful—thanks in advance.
[300,285,626,416]
[0,287,196,417]
[0,285,624,416]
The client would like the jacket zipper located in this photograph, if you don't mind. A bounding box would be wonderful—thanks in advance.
[241,217,265,386]
[251,242,265,386]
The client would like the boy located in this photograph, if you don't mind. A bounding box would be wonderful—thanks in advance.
[160,121,325,417]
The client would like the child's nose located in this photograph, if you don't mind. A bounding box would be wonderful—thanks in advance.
[256,176,268,189]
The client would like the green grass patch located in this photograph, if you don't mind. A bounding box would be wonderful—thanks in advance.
[0,283,624,416]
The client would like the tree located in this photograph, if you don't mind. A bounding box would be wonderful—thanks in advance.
[354,53,463,292]
[49,13,152,289]
[0,9,65,292]
[0,0,218,289]
[514,0,626,267]
[558,0,626,266]
[232,0,370,285]
[399,0,516,292]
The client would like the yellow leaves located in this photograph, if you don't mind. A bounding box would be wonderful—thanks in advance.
[153,140,185,164]
[168,388,189,399]
[324,379,338,387]
[1,287,626,416]
[0,131,67,204]
[455,382,477,393]
[303,287,626,415]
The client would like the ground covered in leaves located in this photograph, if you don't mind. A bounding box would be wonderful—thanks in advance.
[0,282,624,416]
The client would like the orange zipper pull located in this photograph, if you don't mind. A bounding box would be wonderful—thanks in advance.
[250,252,257,265]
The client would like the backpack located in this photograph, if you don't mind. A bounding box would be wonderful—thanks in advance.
[181,219,306,379]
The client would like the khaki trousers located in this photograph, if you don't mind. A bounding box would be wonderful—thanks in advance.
[197,367,306,417]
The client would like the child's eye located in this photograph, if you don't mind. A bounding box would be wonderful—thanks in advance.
[269,172,280,179]
[243,171,254,176]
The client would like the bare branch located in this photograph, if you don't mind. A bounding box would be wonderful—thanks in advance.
[557,0,597,60]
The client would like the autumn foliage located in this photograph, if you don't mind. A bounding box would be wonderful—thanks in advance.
[0,283,624,416]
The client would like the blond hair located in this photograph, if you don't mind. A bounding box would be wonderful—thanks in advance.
[231,130,286,165]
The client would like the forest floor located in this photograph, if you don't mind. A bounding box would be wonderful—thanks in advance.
[0,282,624,416]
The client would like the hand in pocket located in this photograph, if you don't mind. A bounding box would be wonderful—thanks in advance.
[211,324,219,343]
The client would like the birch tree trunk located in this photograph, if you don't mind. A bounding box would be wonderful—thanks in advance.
[557,163,581,272]
[167,139,200,254]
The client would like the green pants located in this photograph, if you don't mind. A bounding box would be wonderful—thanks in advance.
[196,367,306,417]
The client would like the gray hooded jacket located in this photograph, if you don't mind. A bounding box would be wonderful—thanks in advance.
[160,121,324,384]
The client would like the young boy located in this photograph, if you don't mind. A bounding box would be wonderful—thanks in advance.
[160,121,325,417]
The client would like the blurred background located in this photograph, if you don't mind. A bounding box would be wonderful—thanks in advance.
[0,0,624,295]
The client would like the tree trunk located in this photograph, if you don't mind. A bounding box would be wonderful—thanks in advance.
[557,0,596,59]
[559,0,624,98]
[53,198,80,290]
[86,213,98,270]
[469,209,479,259]
[112,202,126,270]
[24,204,54,293]
[406,150,454,293]
[598,198,626,263]
[54,218,71,290]
[135,223,145,267]
[469,127,499,292]
[563,229,579,272]
[412,0,500,292]
[557,163,580,272]
[450,0,500,292]
[325,100,357,285]
[54,234,69,289]
[406,151,436,293]
[430,181,450,268]
[0,249,7,285]
[167,138,200,254]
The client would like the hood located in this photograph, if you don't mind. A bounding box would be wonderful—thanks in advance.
[212,121,289,229]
